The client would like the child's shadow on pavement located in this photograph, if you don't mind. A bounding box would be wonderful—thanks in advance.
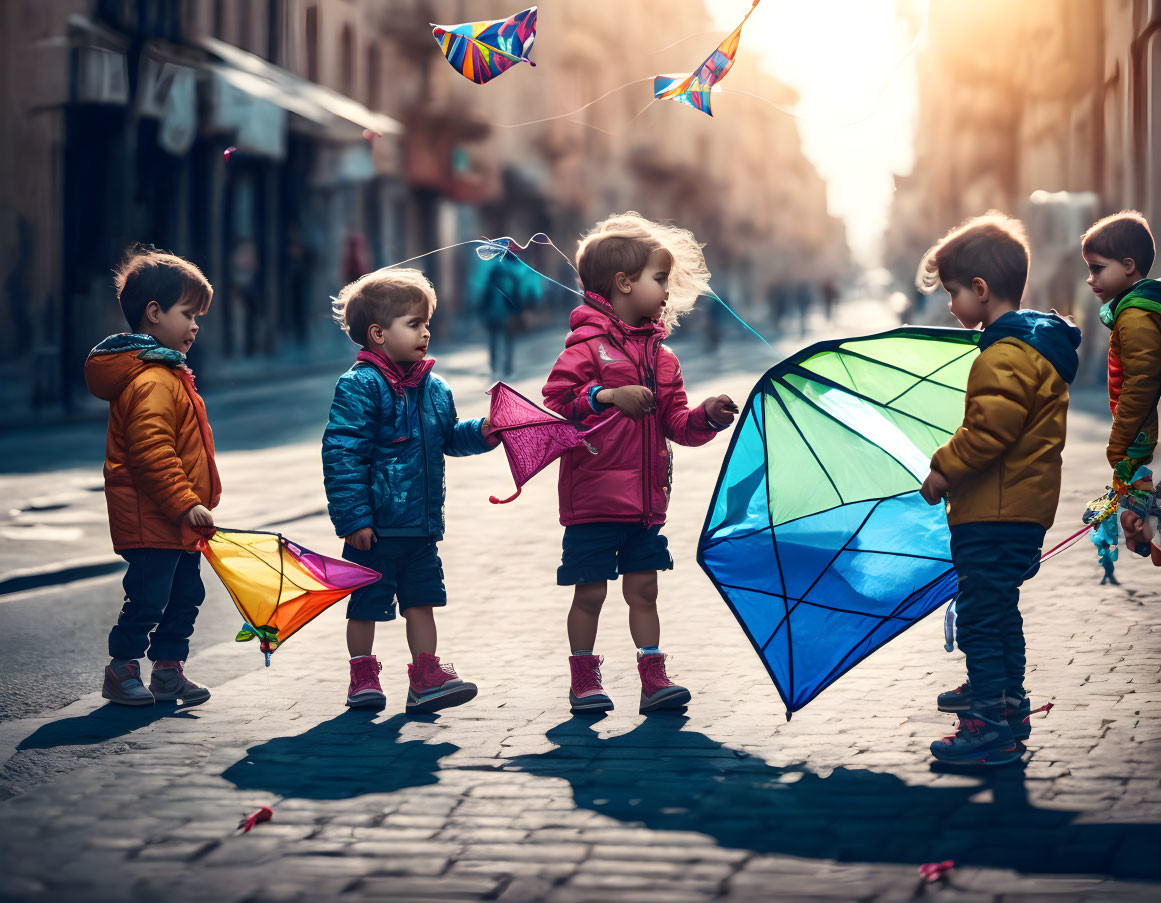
[504,715,1161,880]
[17,703,196,750]
[221,710,458,800]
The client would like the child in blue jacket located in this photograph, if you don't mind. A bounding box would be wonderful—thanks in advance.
[323,268,497,713]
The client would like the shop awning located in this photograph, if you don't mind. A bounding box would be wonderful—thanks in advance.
[199,36,401,139]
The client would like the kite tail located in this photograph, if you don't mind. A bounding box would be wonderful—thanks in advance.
[489,486,522,505]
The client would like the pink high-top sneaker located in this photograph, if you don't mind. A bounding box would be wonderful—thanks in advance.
[347,655,386,709]
[569,653,614,714]
[637,652,691,714]
[406,653,477,714]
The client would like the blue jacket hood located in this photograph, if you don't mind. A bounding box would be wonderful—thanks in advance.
[979,309,1081,384]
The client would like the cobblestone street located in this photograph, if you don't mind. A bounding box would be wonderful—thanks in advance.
[1,327,1159,902]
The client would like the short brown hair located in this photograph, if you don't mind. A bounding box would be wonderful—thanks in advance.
[916,211,1030,303]
[331,267,436,347]
[1082,210,1154,277]
[114,246,212,331]
[577,230,672,303]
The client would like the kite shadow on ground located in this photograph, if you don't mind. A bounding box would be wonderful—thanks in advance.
[221,710,458,800]
[16,702,197,751]
[503,715,1161,881]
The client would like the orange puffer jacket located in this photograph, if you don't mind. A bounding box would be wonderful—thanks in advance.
[85,335,221,552]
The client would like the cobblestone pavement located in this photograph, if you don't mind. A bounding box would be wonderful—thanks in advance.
[2,316,1160,902]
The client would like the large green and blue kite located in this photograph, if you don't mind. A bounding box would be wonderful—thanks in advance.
[699,327,981,716]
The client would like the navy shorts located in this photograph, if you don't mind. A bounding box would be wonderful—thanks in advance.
[341,537,447,621]
[557,522,673,586]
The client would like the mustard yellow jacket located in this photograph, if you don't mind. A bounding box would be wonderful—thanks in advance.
[1104,282,1161,466]
[931,311,1080,529]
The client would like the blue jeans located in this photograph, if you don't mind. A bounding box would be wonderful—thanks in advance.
[108,549,205,662]
[949,521,1045,706]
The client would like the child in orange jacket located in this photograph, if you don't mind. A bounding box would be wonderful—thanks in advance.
[84,248,220,707]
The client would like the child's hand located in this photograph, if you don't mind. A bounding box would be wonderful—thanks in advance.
[602,385,656,419]
[919,469,950,505]
[705,395,738,426]
[185,504,215,529]
[345,527,377,551]
[481,417,501,447]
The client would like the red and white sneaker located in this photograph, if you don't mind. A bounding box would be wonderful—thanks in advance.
[346,655,386,709]
[569,653,614,714]
[406,653,477,714]
[638,652,691,714]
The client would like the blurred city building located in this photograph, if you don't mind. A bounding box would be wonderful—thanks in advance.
[885,0,1161,380]
[0,0,848,422]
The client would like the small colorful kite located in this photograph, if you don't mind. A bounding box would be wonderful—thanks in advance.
[699,327,980,716]
[486,382,619,504]
[432,6,537,85]
[653,0,761,116]
[199,529,380,666]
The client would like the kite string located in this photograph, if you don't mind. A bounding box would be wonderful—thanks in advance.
[705,289,777,354]
[492,77,656,132]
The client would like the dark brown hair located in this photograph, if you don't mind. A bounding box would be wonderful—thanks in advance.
[1082,210,1155,277]
[114,246,212,331]
[916,211,1030,302]
[331,267,437,348]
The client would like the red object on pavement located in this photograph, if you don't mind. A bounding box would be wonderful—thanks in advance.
[917,860,954,882]
[237,806,273,833]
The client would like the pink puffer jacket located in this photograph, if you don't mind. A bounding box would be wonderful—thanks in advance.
[542,292,721,526]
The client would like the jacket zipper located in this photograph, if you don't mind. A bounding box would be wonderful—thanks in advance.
[638,335,659,526]
[416,382,430,532]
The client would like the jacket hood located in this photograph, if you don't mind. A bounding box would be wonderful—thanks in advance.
[85,334,186,402]
[1099,278,1161,329]
[980,309,1082,384]
[565,291,667,347]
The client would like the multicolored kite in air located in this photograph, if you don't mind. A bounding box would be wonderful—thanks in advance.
[432,6,537,85]
[699,327,980,716]
[199,529,380,666]
[653,0,761,115]
[486,382,618,504]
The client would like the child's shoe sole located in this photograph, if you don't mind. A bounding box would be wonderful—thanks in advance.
[101,688,155,706]
[569,691,613,714]
[406,682,477,714]
[346,690,386,709]
[639,686,691,714]
[152,687,211,706]
[930,740,1023,768]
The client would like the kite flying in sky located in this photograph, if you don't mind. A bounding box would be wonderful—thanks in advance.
[699,327,981,716]
[653,0,761,115]
[432,6,537,85]
[485,382,619,504]
[199,529,380,666]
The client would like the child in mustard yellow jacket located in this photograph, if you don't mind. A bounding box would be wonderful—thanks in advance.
[916,213,1081,767]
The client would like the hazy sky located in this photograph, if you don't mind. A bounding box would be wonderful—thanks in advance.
[707,0,923,265]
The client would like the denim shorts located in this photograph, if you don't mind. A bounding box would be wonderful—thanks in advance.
[557,522,673,585]
[341,537,447,621]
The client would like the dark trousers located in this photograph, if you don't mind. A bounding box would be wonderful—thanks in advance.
[487,324,514,378]
[108,549,206,662]
[950,521,1045,706]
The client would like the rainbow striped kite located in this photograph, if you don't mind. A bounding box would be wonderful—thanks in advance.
[653,0,761,116]
[432,6,537,85]
[199,529,380,666]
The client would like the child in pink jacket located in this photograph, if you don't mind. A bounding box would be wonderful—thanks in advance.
[543,213,737,715]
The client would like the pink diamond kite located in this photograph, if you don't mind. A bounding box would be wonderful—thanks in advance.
[486,382,618,504]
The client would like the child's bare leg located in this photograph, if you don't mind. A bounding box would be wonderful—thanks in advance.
[567,582,607,651]
[622,570,660,648]
[347,619,375,657]
[402,606,437,661]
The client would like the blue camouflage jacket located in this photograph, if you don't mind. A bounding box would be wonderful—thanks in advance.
[322,364,493,540]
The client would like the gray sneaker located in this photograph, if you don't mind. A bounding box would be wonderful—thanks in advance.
[102,659,155,706]
[150,660,211,706]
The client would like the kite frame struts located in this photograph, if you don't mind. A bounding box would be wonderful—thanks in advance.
[697,325,981,717]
